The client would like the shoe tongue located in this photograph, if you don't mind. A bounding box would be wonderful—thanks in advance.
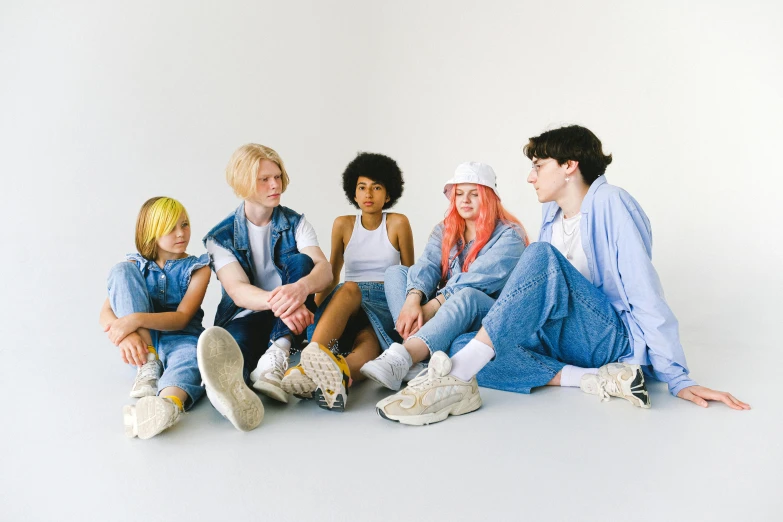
[429,352,452,377]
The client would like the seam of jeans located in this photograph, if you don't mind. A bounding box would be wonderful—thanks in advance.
[569,286,629,338]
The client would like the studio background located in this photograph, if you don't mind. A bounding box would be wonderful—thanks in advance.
[1,1,780,521]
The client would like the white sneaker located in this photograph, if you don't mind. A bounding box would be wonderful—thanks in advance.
[123,396,181,439]
[197,326,264,431]
[580,363,651,408]
[375,351,482,426]
[129,353,162,398]
[360,348,411,390]
[250,345,289,403]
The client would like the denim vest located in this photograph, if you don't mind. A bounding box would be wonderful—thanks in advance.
[125,253,210,336]
[203,203,304,327]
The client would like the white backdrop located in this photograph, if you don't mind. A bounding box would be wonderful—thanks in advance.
[1,1,781,520]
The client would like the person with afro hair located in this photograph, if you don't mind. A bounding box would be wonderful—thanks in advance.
[281,152,415,412]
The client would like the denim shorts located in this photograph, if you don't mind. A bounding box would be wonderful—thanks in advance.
[309,281,402,354]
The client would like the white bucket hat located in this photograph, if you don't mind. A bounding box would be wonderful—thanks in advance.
[443,162,500,200]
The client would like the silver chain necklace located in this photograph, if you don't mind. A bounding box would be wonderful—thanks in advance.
[561,211,579,260]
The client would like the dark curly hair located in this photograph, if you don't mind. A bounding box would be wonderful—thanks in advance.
[342,152,404,209]
[524,125,613,185]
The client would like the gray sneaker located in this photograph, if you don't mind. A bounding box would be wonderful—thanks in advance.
[580,363,651,408]
[123,396,181,439]
[197,327,264,431]
[130,354,162,398]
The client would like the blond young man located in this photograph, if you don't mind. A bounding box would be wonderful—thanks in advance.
[196,144,332,432]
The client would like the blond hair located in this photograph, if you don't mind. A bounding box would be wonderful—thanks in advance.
[135,197,189,260]
[226,143,290,199]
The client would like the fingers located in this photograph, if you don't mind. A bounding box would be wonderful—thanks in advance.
[103,323,110,332]
[727,393,751,410]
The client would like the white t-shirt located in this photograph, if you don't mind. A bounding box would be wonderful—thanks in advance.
[550,210,590,281]
[206,215,319,293]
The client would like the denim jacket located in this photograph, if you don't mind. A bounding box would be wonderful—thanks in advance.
[203,203,304,327]
[539,176,696,396]
[125,253,210,336]
[407,222,526,301]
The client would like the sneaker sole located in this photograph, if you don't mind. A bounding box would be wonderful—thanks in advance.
[134,396,178,440]
[376,393,482,426]
[281,372,316,400]
[625,365,651,409]
[252,379,289,403]
[197,327,264,431]
[300,345,347,412]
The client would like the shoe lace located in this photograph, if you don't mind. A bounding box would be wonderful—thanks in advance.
[138,360,161,381]
[406,366,436,390]
[595,377,619,402]
[267,348,289,374]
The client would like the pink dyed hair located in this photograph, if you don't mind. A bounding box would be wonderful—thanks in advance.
[440,185,530,280]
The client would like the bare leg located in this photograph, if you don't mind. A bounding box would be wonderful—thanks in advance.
[402,338,430,364]
[311,282,363,347]
[159,386,188,405]
[344,325,381,384]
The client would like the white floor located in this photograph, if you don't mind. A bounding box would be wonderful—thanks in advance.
[1,321,777,522]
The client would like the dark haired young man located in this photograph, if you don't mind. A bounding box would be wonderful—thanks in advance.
[376,125,749,426]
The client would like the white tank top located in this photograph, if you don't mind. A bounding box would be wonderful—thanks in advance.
[343,213,401,282]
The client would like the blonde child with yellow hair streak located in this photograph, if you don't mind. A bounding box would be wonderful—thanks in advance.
[100,197,210,439]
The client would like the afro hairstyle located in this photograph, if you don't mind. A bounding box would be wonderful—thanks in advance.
[342,152,404,210]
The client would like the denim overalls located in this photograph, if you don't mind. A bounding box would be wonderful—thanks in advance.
[107,253,209,407]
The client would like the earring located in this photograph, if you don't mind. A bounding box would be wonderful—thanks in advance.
[565,176,571,182]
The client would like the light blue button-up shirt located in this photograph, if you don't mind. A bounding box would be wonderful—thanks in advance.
[539,176,697,396]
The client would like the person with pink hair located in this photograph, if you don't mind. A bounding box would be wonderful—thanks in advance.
[361,162,529,394]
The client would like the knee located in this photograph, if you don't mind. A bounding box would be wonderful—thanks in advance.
[108,261,140,285]
[384,265,408,284]
[524,241,557,259]
[445,287,486,307]
[334,281,362,302]
[284,253,314,279]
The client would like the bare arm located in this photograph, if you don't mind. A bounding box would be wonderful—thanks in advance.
[315,217,348,306]
[388,213,415,267]
[99,298,117,329]
[217,261,273,311]
[268,245,332,318]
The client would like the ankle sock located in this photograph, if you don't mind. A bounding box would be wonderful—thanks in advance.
[449,339,495,381]
[270,336,291,356]
[164,395,184,411]
[147,346,157,361]
[560,365,598,387]
[388,342,413,367]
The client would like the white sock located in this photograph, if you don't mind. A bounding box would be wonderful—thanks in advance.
[560,365,598,387]
[388,342,413,367]
[270,336,291,356]
[449,339,496,382]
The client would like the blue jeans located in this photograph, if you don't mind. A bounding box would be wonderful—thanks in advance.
[107,262,204,408]
[450,242,631,393]
[385,265,495,354]
[224,253,316,379]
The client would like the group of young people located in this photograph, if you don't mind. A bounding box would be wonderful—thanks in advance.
[100,125,749,440]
